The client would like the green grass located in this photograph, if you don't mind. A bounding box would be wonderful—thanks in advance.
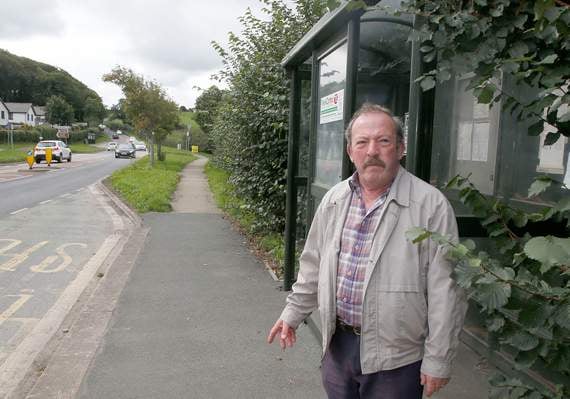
[0,143,34,163]
[70,143,105,153]
[109,147,196,213]
[205,161,285,274]
[0,141,104,163]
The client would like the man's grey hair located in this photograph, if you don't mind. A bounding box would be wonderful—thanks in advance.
[345,103,405,144]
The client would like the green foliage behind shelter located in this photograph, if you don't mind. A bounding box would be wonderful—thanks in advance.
[210,0,328,233]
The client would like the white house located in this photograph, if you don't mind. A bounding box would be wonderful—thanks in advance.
[33,105,47,124]
[0,100,9,127]
[4,102,37,126]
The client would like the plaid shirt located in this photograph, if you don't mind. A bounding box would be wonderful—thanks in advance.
[336,174,390,327]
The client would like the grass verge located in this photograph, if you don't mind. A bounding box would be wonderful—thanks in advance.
[0,141,104,163]
[205,161,285,276]
[109,147,196,213]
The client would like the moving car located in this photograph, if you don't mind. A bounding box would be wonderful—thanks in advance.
[115,143,136,159]
[34,140,72,163]
[134,141,147,151]
[106,142,117,151]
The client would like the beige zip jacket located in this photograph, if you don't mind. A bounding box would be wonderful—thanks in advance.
[280,167,467,378]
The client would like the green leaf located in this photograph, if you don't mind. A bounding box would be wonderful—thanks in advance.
[419,76,436,91]
[406,227,431,243]
[476,85,496,104]
[528,178,551,197]
[486,316,505,332]
[524,236,570,273]
[543,132,560,145]
[528,120,544,136]
[506,331,540,351]
[553,302,570,329]
[537,54,558,64]
[477,281,511,311]
[554,196,570,213]
[514,348,539,369]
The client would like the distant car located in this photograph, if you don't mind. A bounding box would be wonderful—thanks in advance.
[129,136,135,143]
[115,143,136,159]
[106,142,117,151]
[134,141,147,151]
[112,133,119,139]
[34,140,72,163]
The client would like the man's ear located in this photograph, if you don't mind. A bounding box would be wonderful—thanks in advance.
[398,142,405,160]
[347,143,353,162]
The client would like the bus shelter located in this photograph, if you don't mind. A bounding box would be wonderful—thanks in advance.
[281,0,569,391]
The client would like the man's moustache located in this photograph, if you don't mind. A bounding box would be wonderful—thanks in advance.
[363,158,385,168]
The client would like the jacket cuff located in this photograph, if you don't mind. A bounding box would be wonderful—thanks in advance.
[279,307,304,330]
[420,357,452,379]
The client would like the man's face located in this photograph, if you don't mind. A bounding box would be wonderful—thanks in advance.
[347,112,405,191]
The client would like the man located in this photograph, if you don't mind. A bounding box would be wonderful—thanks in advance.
[268,103,467,398]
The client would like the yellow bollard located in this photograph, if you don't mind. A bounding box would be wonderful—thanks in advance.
[191,145,199,153]
[26,153,34,169]
[45,148,52,166]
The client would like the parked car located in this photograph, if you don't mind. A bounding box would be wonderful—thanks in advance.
[34,140,72,163]
[115,143,136,159]
[134,141,147,151]
[106,142,117,151]
[112,133,119,139]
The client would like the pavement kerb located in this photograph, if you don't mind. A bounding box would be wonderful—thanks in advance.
[96,177,142,227]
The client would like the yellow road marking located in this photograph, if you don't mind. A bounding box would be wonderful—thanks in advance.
[0,239,22,255]
[31,243,87,273]
[0,241,49,272]
[0,295,32,327]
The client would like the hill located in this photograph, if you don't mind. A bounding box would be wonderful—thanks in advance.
[0,49,103,121]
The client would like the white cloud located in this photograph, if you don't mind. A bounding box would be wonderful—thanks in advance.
[0,0,268,107]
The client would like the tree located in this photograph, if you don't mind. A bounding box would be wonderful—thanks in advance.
[46,95,74,125]
[102,66,178,164]
[211,0,327,232]
[84,96,106,126]
[194,85,225,151]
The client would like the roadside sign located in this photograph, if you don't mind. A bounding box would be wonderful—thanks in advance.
[191,145,199,153]
[45,148,52,166]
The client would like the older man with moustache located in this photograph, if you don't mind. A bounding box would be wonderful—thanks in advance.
[268,103,467,398]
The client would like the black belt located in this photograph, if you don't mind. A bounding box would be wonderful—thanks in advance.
[336,318,361,335]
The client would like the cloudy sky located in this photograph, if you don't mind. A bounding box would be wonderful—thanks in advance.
[0,0,271,108]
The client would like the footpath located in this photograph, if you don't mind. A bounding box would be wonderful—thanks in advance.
[30,155,490,398]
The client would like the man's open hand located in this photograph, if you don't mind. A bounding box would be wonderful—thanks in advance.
[267,319,296,350]
[421,373,449,397]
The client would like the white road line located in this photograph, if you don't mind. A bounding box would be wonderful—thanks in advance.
[9,208,28,215]
[39,200,52,205]
[59,193,71,198]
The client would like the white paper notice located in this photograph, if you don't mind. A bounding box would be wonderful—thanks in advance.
[473,102,490,119]
[456,122,472,161]
[320,89,344,124]
[471,122,490,162]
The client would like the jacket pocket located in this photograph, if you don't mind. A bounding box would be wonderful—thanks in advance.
[376,284,427,347]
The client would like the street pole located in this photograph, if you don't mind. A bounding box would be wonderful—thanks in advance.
[186,131,189,151]
[150,131,155,167]
[9,124,14,150]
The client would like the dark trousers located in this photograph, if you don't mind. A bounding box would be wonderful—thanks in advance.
[321,329,423,399]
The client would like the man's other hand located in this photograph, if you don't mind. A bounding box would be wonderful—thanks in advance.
[267,319,296,350]
[420,373,450,397]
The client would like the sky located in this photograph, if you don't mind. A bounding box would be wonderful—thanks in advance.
[0,0,271,108]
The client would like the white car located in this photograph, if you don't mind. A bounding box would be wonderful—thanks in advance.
[134,141,147,151]
[34,140,72,163]
[106,142,118,151]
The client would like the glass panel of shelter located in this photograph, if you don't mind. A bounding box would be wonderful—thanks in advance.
[314,41,348,188]
[431,74,570,214]
[355,12,413,164]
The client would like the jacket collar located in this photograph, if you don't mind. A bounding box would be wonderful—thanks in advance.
[326,166,411,208]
